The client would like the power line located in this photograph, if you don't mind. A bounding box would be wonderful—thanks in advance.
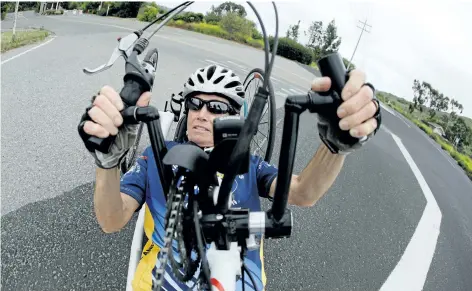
[347,19,372,70]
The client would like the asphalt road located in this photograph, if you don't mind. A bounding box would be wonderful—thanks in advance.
[2,11,472,291]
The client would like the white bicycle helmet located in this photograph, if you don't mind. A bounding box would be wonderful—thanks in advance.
[182,64,245,110]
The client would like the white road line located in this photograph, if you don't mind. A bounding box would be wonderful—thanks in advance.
[281,88,291,94]
[424,136,459,169]
[271,76,281,82]
[205,59,224,66]
[380,103,397,116]
[275,91,285,97]
[227,60,246,70]
[380,132,442,291]
[275,64,312,82]
[1,36,57,65]
[397,114,411,128]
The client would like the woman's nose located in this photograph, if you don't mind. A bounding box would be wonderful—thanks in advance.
[197,105,210,119]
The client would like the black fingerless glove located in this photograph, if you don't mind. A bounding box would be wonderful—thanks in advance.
[317,83,382,155]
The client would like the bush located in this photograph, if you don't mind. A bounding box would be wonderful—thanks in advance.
[96,8,106,16]
[169,21,227,38]
[137,5,158,22]
[268,37,313,65]
[204,11,221,25]
[245,37,264,49]
[252,28,263,40]
[174,11,204,23]
[1,11,6,20]
[220,12,252,37]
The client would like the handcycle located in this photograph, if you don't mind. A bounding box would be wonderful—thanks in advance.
[79,1,367,291]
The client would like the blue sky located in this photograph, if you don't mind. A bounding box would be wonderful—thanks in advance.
[157,0,472,118]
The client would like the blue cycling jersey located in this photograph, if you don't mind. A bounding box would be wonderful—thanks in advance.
[120,141,278,291]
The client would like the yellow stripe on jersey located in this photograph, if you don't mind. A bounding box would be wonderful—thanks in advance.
[260,239,267,290]
[132,204,160,291]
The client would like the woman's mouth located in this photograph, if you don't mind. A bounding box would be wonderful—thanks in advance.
[194,126,210,132]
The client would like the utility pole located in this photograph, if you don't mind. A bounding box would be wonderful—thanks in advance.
[12,1,19,37]
[347,19,371,70]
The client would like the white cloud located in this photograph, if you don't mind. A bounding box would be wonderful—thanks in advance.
[159,0,472,117]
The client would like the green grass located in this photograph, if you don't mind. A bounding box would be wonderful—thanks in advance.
[166,20,264,49]
[1,29,50,53]
[310,62,319,69]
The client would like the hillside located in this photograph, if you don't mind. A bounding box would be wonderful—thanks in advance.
[377,90,472,157]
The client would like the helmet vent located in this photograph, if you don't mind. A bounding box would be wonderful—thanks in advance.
[224,81,240,89]
[187,78,195,86]
[197,73,204,84]
[207,65,216,80]
[213,75,225,84]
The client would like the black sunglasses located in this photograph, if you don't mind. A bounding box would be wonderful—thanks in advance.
[185,96,236,115]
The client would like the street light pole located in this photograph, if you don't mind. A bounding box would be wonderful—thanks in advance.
[12,1,19,37]
[347,19,372,70]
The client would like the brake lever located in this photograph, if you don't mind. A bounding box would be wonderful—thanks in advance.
[83,32,140,75]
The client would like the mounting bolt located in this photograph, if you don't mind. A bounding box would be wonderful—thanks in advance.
[216,214,223,220]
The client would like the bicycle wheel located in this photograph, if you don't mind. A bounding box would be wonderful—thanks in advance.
[242,68,276,163]
[120,122,145,175]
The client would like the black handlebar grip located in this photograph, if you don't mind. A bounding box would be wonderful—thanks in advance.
[317,53,348,99]
[315,53,360,152]
[79,50,155,154]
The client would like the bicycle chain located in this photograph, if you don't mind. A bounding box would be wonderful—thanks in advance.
[152,187,183,291]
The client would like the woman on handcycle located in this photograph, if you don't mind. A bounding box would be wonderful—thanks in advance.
[80,64,381,291]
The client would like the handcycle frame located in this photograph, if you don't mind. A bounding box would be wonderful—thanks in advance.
[124,67,277,290]
[79,1,364,290]
[121,50,356,290]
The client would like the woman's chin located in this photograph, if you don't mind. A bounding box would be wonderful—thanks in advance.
[188,132,212,147]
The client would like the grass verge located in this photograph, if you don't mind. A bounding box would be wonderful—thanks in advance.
[1,28,50,53]
[167,20,264,49]
[385,103,472,180]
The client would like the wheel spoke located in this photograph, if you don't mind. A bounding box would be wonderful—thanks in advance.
[252,136,265,151]
[257,130,268,139]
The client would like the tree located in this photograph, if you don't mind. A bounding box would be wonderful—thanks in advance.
[220,12,252,37]
[304,19,341,61]
[447,117,472,148]
[212,1,246,18]
[305,21,323,49]
[428,88,440,118]
[321,19,342,55]
[205,10,221,24]
[286,20,301,42]
[412,79,425,112]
